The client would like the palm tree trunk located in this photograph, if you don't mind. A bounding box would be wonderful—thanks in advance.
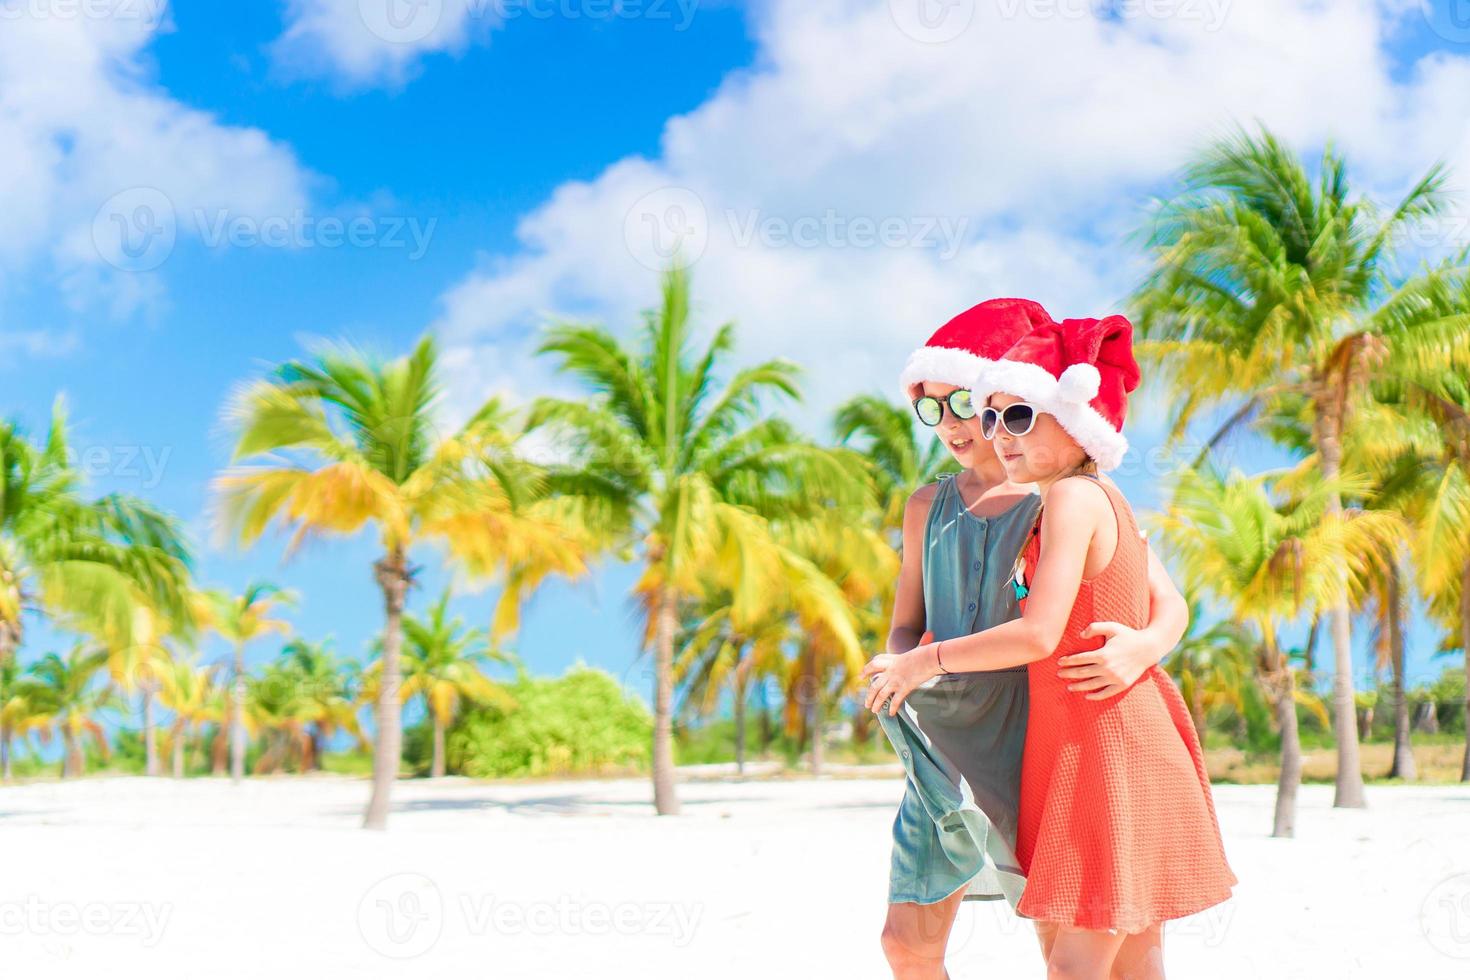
[230,640,247,783]
[432,716,446,778]
[806,646,824,776]
[1387,561,1415,780]
[62,729,81,779]
[1302,616,1320,684]
[1314,404,1366,808]
[172,723,186,778]
[733,672,747,778]
[1,724,11,781]
[810,689,825,776]
[1461,560,1470,783]
[1266,635,1300,838]
[851,691,874,747]
[758,682,773,755]
[142,685,159,777]
[1190,685,1207,742]
[364,548,410,830]
[651,584,680,815]
[310,726,325,773]
[211,725,228,775]
[0,621,19,668]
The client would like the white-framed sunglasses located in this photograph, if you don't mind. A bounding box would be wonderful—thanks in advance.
[978,402,1041,440]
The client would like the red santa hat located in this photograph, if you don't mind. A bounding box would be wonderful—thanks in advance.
[900,298,1056,398]
[972,314,1141,471]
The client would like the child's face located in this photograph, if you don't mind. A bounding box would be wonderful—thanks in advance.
[916,381,985,467]
[986,392,1088,483]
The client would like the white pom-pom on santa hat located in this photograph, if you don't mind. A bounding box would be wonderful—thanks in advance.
[1057,363,1101,403]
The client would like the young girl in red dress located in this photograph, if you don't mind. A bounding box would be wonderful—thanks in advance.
[863,313,1237,979]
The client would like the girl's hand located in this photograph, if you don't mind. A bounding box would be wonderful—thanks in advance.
[1057,621,1154,700]
[861,645,941,716]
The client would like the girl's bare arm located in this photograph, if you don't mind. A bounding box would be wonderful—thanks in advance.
[922,476,1109,672]
[885,484,936,656]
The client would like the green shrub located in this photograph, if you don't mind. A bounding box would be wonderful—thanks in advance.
[444,662,651,778]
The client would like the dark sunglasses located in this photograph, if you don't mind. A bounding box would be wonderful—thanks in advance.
[912,389,975,427]
[978,402,1039,439]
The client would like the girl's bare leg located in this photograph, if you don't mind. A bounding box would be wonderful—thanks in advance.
[1110,925,1164,980]
[1034,920,1059,962]
[879,886,967,980]
[1043,924,1127,980]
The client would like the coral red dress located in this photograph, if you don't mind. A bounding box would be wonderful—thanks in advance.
[1014,475,1236,933]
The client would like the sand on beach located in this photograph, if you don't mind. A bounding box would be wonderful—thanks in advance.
[1,769,1467,978]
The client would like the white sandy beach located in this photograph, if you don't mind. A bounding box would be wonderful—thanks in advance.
[1,769,1467,978]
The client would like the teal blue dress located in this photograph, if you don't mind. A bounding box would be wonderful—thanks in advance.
[876,473,1042,907]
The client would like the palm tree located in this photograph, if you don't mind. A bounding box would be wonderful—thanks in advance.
[1364,542,1415,779]
[382,591,516,777]
[675,511,872,775]
[157,654,220,779]
[0,660,51,780]
[0,401,193,666]
[214,335,591,829]
[197,583,295,783]
[677,607,790,775]
[1153,465,1398,836]
[279,637,363,772]
[832,394,957,534]
[830,399,950,747]
[1357,313,1470,780]
[1164,597,1256,740]
[247,659,316,774]
[29,645,115,778]
[1132,124,1470,807]
[782,513,896,773]
[528,264,865,813]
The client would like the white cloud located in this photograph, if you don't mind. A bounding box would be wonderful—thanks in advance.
[427,0,1470,427]
[0,3,312,323]
[271,0,497,87]
[0,327,81,360]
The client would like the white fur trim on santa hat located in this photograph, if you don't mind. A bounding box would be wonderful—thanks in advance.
[973,359,1130,471]
[899,345,994,396]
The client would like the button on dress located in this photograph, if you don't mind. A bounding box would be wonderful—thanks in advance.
[876,473,1041,907]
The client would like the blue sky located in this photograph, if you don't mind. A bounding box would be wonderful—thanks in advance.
[5,0,1470,722]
